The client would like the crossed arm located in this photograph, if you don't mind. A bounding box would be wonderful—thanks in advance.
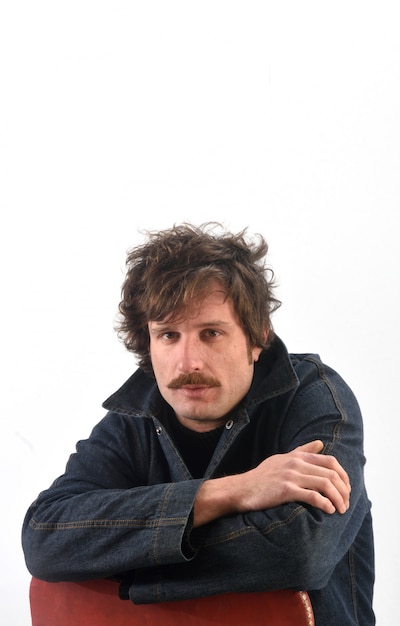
[22,420,359,598]
[193,439,351,527]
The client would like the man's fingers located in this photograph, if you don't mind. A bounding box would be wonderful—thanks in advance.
[296,440,324,454]
[289,441,351,514]
[301,473,350,514]
[303,450,351,490]
[295,440,351,489]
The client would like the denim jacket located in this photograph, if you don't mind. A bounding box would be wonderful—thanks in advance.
[22,336,375,625]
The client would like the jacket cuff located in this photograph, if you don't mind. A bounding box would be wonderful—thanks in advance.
[152,479,204,565]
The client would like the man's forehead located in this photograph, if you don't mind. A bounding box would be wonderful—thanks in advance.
[148,288,233,326]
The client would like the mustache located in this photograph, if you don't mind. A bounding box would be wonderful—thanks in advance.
[167,373,222,389]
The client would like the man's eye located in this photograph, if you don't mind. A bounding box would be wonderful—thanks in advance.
[204,329,220,337]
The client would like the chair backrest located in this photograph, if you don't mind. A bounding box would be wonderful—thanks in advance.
[30,577,314,626]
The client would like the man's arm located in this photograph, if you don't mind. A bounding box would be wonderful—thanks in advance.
[193,440,351,527]
[22,412,203,582]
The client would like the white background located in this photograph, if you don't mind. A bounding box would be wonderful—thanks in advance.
[1,2,399,623]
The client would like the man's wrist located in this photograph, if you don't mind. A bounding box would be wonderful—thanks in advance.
[193,474,243,527]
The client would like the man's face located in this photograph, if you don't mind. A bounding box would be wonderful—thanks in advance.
[148,285,263,432]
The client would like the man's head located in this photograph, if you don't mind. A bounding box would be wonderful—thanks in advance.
[117,223,281,429]
[117,222,280,375]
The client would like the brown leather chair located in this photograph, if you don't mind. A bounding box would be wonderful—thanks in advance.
[29,577,314,625]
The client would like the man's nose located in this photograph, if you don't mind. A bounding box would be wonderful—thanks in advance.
[177,335,203,372]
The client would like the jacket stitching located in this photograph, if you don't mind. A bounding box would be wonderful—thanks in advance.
[200,505,306,547]
[29,517,187,530]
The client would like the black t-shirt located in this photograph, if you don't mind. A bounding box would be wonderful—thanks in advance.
[163,407,225,478]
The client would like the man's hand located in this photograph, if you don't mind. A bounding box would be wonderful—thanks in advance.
[193,440,351,527]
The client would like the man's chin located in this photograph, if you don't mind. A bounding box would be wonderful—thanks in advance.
[174,412,227,433]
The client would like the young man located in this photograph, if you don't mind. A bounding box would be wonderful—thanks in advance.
[22,223,375,624]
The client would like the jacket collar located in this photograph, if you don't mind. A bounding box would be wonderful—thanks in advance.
[102,335,299,418]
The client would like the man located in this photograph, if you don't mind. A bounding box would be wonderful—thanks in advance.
[22,223,375,624]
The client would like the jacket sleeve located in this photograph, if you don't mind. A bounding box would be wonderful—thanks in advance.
[22,413,204,582]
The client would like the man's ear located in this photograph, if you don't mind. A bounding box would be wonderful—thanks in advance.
[262,328,270,344]
[252,346,263,363]
[253,328,269,362]
[249,328,270,364]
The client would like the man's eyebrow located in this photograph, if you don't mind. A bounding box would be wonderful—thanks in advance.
[149,319,232,330]
[198,320,232,327]
[148,324,168,334]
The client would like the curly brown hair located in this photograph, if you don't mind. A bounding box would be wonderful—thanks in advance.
[117,222,281,374]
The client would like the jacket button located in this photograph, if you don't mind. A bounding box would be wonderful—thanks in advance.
[225,419,234,430]
[155,426,162,435]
